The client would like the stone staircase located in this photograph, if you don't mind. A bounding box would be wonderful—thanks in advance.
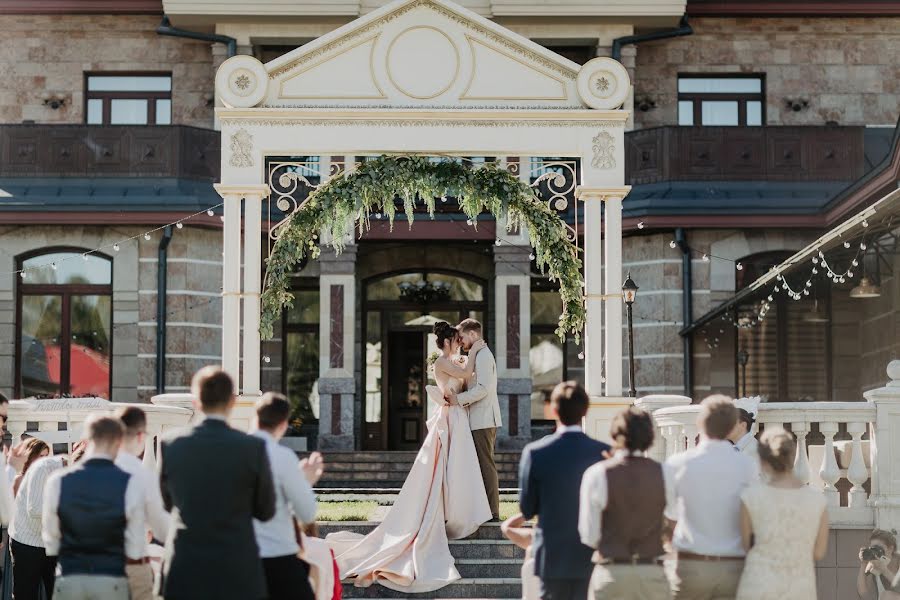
[317,521,524,599]
[303,451,521,489]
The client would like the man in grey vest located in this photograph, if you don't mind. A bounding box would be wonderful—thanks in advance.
[42,415,145,600]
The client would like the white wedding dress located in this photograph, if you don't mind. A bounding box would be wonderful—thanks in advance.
[326,376,492,593]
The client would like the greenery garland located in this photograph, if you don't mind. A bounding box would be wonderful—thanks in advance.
[260,156,584,341]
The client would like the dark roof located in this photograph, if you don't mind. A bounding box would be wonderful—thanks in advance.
[623,181,846,218]
[0,177,220,213]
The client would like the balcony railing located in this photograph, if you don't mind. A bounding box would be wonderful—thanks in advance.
[626,126,867,185]
[637,361,900,529]
[0,125,220,180]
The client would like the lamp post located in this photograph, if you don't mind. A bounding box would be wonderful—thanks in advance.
[622,273,639,398]
[737,349,749,397]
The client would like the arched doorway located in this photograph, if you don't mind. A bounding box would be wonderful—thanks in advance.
[362,269,487,450]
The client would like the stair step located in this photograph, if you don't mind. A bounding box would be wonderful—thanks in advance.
[450,540,525,560]
[456,559,522,579]
[302,451,521,464]
[318,522,524,541]
[341,578,522,599]
[324,462,520,473]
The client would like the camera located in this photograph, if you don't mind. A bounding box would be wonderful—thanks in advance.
[862,546,886,561]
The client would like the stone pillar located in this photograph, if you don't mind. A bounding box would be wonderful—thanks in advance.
[493,239,532,449]
[864,360,900,533]
[317,245,357,450]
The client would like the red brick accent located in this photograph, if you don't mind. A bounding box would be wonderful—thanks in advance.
[506,285,520,369]
[329,285,343,369]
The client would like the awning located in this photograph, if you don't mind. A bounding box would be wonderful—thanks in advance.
[683,185,900,336]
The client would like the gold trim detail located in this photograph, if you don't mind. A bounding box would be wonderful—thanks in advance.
[386,26,460,100]
[278,35,387,100]
[460,35,569,101]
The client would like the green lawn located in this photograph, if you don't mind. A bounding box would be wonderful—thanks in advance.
[315,500,521,522]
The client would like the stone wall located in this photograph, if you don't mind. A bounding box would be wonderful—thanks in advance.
[634,17,900,128]
[0,15,214,127]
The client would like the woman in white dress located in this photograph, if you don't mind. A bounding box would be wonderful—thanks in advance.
[735,427,830,600]
[326,321,492,593]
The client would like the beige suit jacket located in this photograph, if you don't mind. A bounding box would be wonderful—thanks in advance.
[456,347,502,431]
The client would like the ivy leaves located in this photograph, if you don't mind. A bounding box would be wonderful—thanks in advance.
[260,156,585,342]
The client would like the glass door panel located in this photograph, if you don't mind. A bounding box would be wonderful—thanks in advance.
[69,295,112,398]
[20,295,62,397]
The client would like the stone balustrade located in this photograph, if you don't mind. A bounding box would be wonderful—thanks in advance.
[644,360,900,530]
[5,396,194,473]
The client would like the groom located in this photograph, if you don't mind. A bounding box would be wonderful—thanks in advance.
[445,318,502,521]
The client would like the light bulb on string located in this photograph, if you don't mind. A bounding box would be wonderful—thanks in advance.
[637,222,644,229]
[702,253,709,262]
[82,254,89,261]
[466,219,473,226]
[852,259,859,267]
[528,253,536,261]
[736,262,743,271]
[669,240,677,249]
[848,271,854,278]
[843,241,851,248]
[862,219,869,228]
[495,239,502,246]
[207,210,215,217]
[577,351,585,360]
[812,257,818,264]
[861,242,867,250]
[144,233,151,241]
[263,355,271,364]
[113,244,120,252]
[219,216,225,222]
[19,271,26,279]
[51,263,57,271]
[812,267,818,274]
[176,222,184,229]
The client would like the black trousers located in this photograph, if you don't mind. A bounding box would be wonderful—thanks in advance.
[540,577,590,600]
[261,555,315,600]
[10,539,57,600]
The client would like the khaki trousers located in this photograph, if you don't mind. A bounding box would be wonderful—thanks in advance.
[126,563,156,600]
[666,559,744,600]
[471,427,500,518]
[54,575,129,600]
[590,564,671,600]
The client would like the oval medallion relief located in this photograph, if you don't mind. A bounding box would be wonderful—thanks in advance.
[387,26,459,100]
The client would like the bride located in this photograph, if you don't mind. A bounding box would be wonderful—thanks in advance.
[326,321,493,593]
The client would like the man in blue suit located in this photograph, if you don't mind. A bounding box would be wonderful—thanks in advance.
[519,381,610,600]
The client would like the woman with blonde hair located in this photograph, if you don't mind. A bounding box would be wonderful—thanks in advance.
[735,427,830,600]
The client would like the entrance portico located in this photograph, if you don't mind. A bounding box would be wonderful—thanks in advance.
[213,0,632,442]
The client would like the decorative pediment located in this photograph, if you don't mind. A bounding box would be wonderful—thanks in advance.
[215,0,631,111]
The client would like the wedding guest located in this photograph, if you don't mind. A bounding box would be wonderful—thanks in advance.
[13,438,49,496]
[735,427,828,600]
[857,529,900,599]
[726,409,758,458]
[300,523,342,600]
[114,406,170,600]
[579,407,669,600]
[43,415,145,600]
[251,392,320,600]
[664,395,756,600]
[158,367,276,600]
[519,381,609,600]
[9,451,66,598]
[501,513,540,600]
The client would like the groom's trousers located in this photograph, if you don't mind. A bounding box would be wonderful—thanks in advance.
[472,427,500,518]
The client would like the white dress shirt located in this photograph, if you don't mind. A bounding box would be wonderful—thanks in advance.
[115,450,170,552]
[556,424,583,434]
[663,439,757,557]
[578,450,653,549]
[252,430,317,559]
[42,452,146,559]
[9,456,65,548]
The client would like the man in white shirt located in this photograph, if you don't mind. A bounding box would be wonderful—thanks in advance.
[727,406,759,460]
[252,393,323,600]
[114,406,170,600]
[43,415,146,600]
[663,395,756,600]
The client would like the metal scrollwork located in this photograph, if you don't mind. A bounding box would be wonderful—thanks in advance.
[529,158,579,245]
[267,159,323,242]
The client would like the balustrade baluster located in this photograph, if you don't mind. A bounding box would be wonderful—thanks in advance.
[792,422,811,485]
[142,427,158,472]
[847,422,869,508]
[662,426,677,460]
[684,423,698,449]
[818,422,841,506]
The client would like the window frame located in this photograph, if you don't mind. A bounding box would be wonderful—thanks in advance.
[677,73,766,126]
[15,248,114,399]
[281,282,321,424]
[84,72,173,125]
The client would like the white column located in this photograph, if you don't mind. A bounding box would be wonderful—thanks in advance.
[242,192,263,398]
[792,422,811,484]
[582,194,604,397]
[221,192,242,386]
[865,360,900,532]
[604,195,624,397]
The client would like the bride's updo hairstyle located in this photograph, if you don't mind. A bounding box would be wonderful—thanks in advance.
[433,321,458,351]
[758,427,796,473]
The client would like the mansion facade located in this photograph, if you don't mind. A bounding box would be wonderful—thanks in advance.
[1,0,899,451]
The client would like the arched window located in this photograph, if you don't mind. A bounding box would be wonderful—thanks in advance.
[16,250,113,399]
